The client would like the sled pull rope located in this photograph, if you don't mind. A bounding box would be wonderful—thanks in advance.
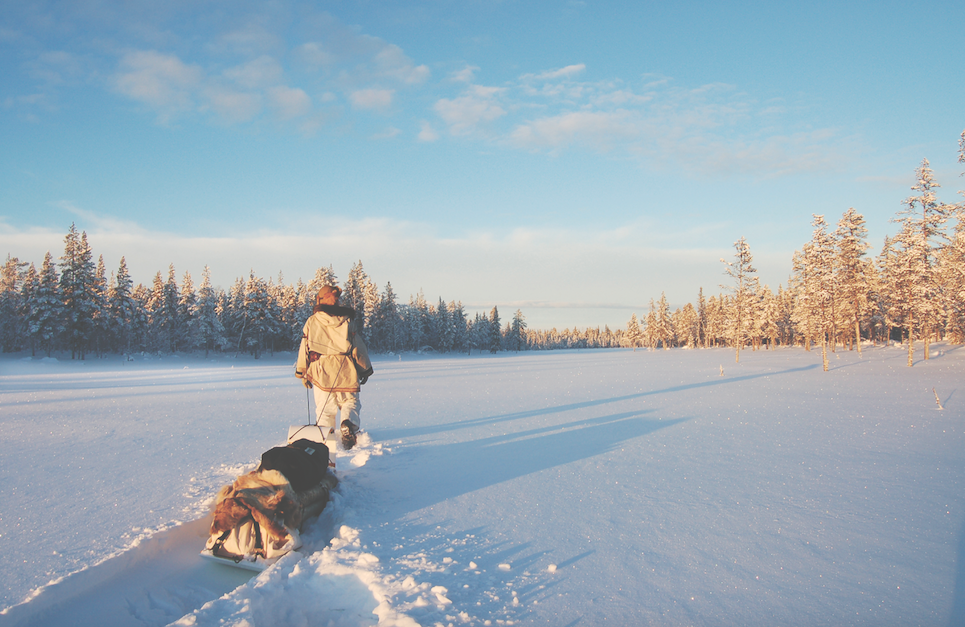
[314,356,346,427]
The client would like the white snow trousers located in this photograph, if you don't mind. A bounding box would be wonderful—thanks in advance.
[313,388,361,433]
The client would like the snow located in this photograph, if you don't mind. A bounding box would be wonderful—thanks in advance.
[0,345,963,625]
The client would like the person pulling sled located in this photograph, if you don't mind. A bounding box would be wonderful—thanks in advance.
[295,285,374,450]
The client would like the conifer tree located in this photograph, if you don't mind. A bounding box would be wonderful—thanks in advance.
[179,271,199,352]
[450,301,469,353]
[720,236,758,363]
[835,208,871,354]
[90,255,110,356]
[194,266,225,357]
[59,225,97,359]
[894,158,954,360]
[242,271,272,358]
[19,262,38,355]
[0,255,26,352]
[489,306,501,353]
[29,252,63,357]
[108,257,137,353]
[509,309,527,351]
[626,313,643,350]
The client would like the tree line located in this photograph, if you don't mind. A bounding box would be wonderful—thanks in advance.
[1,133,963,363]
[614,136,965,369]
[0,226,525,359]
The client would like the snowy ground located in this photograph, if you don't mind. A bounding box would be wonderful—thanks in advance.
[0,344,963,626]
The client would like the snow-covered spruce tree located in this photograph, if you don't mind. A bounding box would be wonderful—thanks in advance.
[939,216,965,343]
[372,282,400,353]
[488,306,501,353]
[466,311,484,354]
[720,236,759,363]
[0,255,27,352]
[676,303,700,349]
[834,208,872,354]
[509,309,527,351]
[18,262,38,355]
[270,275,299,353]
[107,257,136,353]
[59,225,98,360]
[29,252,63,357]
[224,276,247,352]
[626,313,643,350]
[940,136,965,342]
[162,265,182,353]
[804,216,836,371]
[145,271,166,352]
[241,271,273,358]
[193,266,225,357]
[644,299,658,350]
[130,283,151,352]
[697,288,708,348]
[435,297,454,352]
[342,260,369,334]
[893,158,954,360]
[656,292,673,349]
[886,221,929,366]
[90,255,111,357]
[178,271,199,353]
[450,301,469,353]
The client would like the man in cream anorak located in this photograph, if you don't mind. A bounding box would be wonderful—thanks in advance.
[295,285,373,449]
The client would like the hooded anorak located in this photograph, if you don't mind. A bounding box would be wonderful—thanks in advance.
[295,304,373,392]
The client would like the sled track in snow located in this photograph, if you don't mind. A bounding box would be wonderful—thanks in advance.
[0,516,255,627]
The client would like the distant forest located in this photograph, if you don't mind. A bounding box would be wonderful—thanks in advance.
[2,133,964,366]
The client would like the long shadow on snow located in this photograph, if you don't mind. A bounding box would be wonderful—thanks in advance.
[377,364,816,442]
[376,409,685,518]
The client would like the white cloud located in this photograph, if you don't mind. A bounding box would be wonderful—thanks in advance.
[113,50,204,114]
[373,44,430,84]
[212,23,281,56]
[350,88,394,111]
[450,65,479,83]
[418,120,439,142]
[269,85,311,119]
[510,110,637,152]
[525,64,586,81]
[202,85,262,123]
[224,56,284,89]
[295,42,336,67]
[372,127,401,140]
[434,85,506,136]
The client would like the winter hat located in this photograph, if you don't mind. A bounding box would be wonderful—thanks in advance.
[316,285,341,304]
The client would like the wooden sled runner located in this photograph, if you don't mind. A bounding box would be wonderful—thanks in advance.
[200,429,338,571]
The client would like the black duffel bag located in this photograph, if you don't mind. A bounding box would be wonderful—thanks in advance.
[258,439,331,493]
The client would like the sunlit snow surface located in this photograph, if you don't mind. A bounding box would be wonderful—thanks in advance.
[1,345,963,625]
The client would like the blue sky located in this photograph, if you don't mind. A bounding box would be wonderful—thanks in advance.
[2,0,963,329]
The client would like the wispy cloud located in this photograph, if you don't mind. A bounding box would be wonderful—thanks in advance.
[434,85,506,136]
[350,88,395,111]
[418,120,439,142]
[113,50,204,117]
[431,69,847,177]
[524,63,586,81]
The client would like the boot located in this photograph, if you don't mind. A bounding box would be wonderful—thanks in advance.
[340,420,358,450]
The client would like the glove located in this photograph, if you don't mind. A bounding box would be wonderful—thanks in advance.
[359,367,373,385]
[301,377,312,389]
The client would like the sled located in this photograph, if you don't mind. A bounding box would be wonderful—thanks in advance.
[200,436,338,571]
